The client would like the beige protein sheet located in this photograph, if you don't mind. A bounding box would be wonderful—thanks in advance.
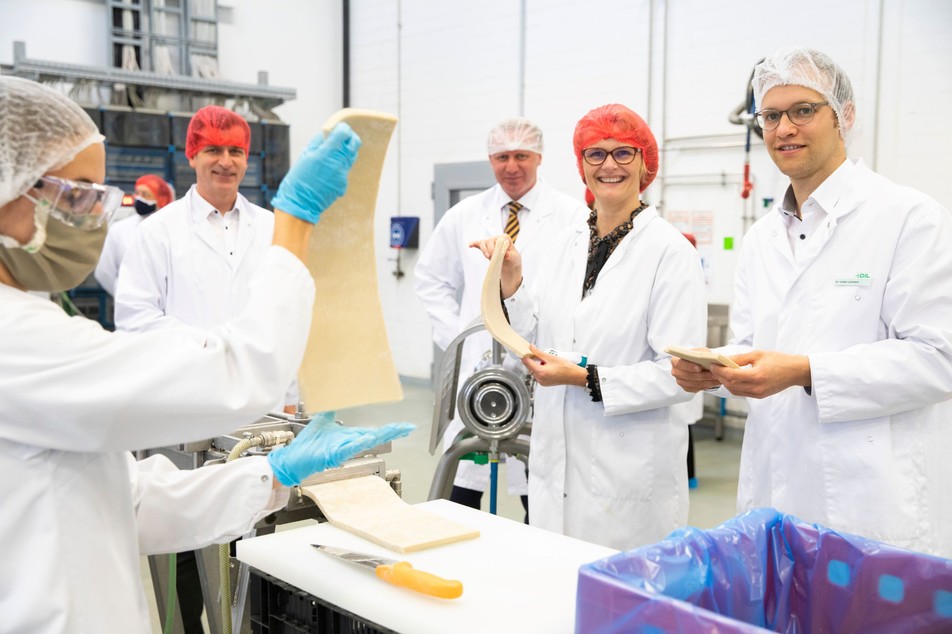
[480,234,532,358]
[298,109,404,412]
[300,475,480,553]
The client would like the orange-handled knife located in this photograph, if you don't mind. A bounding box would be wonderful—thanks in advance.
[312,544,463,599]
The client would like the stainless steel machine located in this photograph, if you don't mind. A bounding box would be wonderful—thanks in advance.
[428,320,532,503]
[140,408,402,634]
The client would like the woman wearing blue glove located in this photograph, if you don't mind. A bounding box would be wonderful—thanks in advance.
[0,76,413,634]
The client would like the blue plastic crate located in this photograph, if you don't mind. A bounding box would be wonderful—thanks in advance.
[577,508,952,633]
[102,107,171,147]
[171,151,197,192]
[239,186,264,207]
[106,146,170,183]
[262,122,290,188]
[170,112,191,150]
[241,155,263,188]
[249,570,393,634]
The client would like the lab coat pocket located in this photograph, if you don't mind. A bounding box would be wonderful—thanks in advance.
[820,413,923,544]
[589,415,653,502]
[812,281,881,346]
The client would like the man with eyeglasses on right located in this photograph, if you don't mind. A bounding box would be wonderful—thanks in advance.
[670,47,952,558]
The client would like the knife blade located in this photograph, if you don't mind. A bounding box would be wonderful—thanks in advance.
[312,544,463,599]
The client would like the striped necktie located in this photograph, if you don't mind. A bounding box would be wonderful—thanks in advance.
[505,201,523,242]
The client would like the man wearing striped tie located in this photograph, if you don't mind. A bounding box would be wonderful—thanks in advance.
[415,117,588,519]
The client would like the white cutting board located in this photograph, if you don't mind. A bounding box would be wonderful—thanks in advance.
[237,500,617,634]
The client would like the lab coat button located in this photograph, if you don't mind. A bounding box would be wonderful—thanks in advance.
[855,295,861,301]
[260,475,269,483]
[619,432,624,437]
[867,436,874,443]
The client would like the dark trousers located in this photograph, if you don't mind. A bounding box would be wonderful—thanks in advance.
[687,425,696,480]
[451,485,529,524]
[175,550,205,634]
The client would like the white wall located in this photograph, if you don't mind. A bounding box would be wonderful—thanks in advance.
[0,0,110,68]
[350,0,952,380]
[217,0,342,158]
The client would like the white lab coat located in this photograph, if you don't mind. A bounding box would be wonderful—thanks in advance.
[505,207,707,550]
[0,247,312,633]
[722,160,952,557]
[115,186,298,406]
[94,213,146,296]
[414,181,588,493]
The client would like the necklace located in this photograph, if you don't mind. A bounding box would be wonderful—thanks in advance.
[583,202,649,294]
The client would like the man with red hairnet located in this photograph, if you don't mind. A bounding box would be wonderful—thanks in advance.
[94,174,174,296]
[116,106,297,411]
[114,105,299,630]
[414,117,587,519]
[471,104,705,550]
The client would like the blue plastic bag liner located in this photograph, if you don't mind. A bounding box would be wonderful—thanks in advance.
[576,508,952,633]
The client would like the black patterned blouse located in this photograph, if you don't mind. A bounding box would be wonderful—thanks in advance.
[582,202,648,296]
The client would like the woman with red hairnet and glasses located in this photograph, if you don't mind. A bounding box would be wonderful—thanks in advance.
[471,104,706,550]
[94,173,175,296]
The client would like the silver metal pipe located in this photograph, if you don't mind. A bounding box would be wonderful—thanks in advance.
[518,0,526,116]
[661,141,747,152]
[659,0,669,214]
[663,172,744,179]
[428,435,531,501]
[646,0,655,128]
[665,132,747,143]
[492,339,503,366]
[661,173,745,187]
[871,0,885,170]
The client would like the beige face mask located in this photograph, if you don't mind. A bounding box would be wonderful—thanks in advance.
[0,215,106,292]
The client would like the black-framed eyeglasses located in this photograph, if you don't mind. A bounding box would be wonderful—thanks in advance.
[581,146,640,166]
[754,102,829,131]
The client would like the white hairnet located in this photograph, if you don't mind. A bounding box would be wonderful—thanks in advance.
[0,77,104,208]
[487,117,544,155]
[752,48,856,143]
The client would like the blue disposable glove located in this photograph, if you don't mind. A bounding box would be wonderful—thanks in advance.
[269,122,361,224]
[268,412,415,486]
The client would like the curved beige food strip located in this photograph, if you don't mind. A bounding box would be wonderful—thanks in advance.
[480,234,532,358]
[300,475,479,553]
[298,109,403,411]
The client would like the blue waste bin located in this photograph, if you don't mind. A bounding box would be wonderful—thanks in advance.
[576,508,952,633]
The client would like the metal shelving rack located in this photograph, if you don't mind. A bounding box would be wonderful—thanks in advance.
[8,41,294,110]
[106,0,218,79]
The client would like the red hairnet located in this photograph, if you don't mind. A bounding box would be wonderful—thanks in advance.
[573,104,659,192]
[135,174,175,209]
[185,105,250,159]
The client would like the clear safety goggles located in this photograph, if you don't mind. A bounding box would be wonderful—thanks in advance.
[24,175,124,230]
